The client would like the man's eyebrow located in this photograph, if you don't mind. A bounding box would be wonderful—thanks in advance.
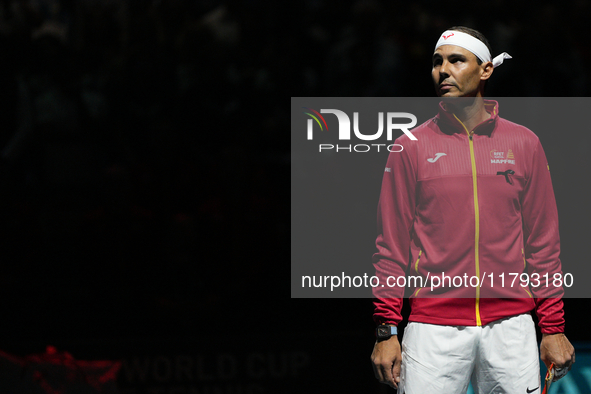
[432,52,468,60]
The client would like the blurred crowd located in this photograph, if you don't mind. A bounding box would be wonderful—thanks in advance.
[0,0,587,341]
[0,0,288,341]
[296,0,590,96]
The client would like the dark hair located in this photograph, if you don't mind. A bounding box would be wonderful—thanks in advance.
[447,26,492,65]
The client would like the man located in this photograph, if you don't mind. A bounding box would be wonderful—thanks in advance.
[370,27,575,393]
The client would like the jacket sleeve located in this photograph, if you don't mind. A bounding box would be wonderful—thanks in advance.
[373,139,417,326]
[522,138,565,334]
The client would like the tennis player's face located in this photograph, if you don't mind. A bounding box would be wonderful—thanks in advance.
[432,45,485,97]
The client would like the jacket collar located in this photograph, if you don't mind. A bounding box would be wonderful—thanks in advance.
[435,99,499,136]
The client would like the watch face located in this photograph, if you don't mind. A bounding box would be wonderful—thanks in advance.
[377,326,389,337]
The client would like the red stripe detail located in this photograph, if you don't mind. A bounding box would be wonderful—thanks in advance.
[307,108,329,131]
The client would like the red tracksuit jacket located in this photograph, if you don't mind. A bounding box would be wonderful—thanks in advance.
[373,100,565,334]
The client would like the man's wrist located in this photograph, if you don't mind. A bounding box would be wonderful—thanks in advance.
[376,325,398,341]
[542,332,565,338]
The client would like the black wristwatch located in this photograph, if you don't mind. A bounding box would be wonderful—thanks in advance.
[376,325,398,340]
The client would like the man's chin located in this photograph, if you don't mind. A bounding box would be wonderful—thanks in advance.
[441,96,481,109]
[439,91,460,98]
[440,94,462,101]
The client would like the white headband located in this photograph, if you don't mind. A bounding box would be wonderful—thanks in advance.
[435,30,512,68]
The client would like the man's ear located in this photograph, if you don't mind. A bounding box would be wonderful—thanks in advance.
[481,61,494,81]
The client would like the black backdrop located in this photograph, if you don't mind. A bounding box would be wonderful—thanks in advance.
[0,0,588,392]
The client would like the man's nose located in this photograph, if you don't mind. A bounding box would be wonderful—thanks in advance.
[439,60,450,79]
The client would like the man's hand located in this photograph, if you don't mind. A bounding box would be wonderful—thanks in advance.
[371,336,402,389]
[540,333,575,381]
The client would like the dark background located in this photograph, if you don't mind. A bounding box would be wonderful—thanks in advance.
[0,0,587,392]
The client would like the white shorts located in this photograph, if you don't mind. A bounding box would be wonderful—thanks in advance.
[399,313,541,394]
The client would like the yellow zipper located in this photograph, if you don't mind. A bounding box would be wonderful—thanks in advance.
[415,249,423,297]
[521,286,533,298]
[414,250,422,274]
[521,248,532,298]
[453,114,482,326]
[413,250,423,296]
